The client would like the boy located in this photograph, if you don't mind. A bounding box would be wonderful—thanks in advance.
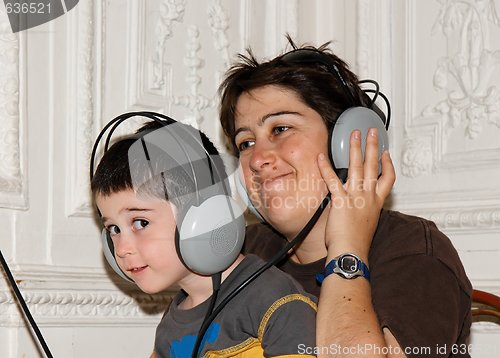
[90,118,317,357]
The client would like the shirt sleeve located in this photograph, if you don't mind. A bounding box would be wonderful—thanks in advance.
[259,293,317,357]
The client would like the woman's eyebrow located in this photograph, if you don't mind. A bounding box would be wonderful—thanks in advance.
[234,111,301,138]
[233,126,249,139]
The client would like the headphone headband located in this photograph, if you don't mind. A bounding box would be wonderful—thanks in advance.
[90,111,229,200]
[280,48,356,105]
[90,111,176,180]
[279,48,391,129]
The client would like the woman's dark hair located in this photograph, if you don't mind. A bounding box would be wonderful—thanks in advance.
[218,35,369,154]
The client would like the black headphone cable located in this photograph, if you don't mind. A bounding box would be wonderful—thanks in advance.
[0,250,53,358]
[190,272,222,358]
[191,193,331,358]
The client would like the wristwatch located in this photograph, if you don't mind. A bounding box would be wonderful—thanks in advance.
[316,253,370,283]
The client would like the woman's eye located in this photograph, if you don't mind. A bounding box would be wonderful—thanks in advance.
[237,140,255,152]
[107,225,120,236]
[133,219,149,230]
[273,125,290,135]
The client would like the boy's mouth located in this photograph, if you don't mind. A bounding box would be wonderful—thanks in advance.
[128,265,148,274]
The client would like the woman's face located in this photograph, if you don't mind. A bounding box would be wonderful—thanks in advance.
[234,85,330,238]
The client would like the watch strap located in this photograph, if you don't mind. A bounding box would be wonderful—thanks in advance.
[316,254,370,284]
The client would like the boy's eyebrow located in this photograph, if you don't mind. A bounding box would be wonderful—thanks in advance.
[101,208,153,224]
[234,111,301,138]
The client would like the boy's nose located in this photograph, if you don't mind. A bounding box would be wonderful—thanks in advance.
[113,233,135,258]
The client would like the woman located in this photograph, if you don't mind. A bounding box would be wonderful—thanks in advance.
[218,38,472,357]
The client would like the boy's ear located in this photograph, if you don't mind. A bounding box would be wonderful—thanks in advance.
[176,194,246,275]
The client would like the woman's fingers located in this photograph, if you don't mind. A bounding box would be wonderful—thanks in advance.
[347,128,381,192]
[363,128,380,191]
[376,150,396,200]
[346,130,363,190]
[321,128,394,200]
[317,153,345,196]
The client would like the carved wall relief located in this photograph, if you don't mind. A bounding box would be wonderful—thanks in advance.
[0,7,25,209]
[402,0,500,178]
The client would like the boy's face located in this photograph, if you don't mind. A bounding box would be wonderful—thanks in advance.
[96,189,188,294]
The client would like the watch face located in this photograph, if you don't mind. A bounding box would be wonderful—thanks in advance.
[339,255,358,273]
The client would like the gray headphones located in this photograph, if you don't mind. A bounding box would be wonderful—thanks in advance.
[236,49,390,221]
[90,112,245,282]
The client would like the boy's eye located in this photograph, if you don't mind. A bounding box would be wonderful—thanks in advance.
[107,225,120,236]
[133,219,149,230]
[237,140,255,152]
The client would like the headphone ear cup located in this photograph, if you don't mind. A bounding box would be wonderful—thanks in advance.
[329,107,389,183]
[235,169,265,222]
[101,229,134,283]
[176,195,246,275]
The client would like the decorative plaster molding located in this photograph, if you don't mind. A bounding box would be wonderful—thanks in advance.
[0,268,173,326]
[0,7,26,209]
[402,0,500,177]
[392,187,500,206]
[392,206,500,233]
[67,0,97,217]
[0,289,171,326]
[428,0,500,139]
[207,0,231,142]
[208,0,230,81]
[152,0,186,90]
[401,136,434,178]
[126,0,167,110]
[355,0,392,82]
[127,0,232,123]
[171,25,215,128]
[425,207,500,231]
[390,187,500,231]
[127,0,191,112]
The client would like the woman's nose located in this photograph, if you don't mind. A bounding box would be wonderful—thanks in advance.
[249,141,276,173]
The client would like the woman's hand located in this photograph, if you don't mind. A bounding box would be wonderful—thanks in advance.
[317,127,395,261]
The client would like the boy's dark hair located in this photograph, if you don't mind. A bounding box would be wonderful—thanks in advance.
[91,120,225,212]
[218,35,368,154]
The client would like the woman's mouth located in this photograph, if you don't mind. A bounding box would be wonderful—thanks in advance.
[262,173,293,191]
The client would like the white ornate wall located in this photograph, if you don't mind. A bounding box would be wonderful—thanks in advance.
[0,0,498,357]
[389,1,500,353]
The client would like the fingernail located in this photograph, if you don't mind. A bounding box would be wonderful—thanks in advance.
[353,130,360,140]
[370,128,378,137]
[319,153,325,161]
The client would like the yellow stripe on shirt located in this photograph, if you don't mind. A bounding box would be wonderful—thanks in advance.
[258,294,317,341]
